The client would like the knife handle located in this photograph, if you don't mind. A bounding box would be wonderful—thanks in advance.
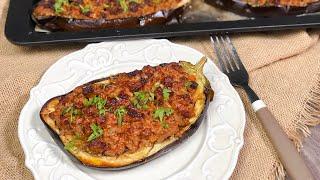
[253,100,313,180]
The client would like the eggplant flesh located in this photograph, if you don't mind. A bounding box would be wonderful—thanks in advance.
[40,57,214,170]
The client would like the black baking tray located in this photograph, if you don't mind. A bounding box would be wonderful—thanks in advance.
[5,0,320,46]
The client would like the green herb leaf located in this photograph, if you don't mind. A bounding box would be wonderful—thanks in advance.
[134,91,147,103]
[64,139,75,151]
[132,91,154,109]
[117,0,128,12]
[53,0,69,13]
[132,99,141,109]
[99,109,106,116]
[83,96,107,116]
[64,134,80,151]
[87,124,103,142]
[114,106,127,126]
[83,98,92,107]
[162,88,171,101]
[73,109,80,115]
[62,106,80,123]
[62,106,72,115]
[79,4,91,14]
[153,107,173,128]
[70,108,80,122]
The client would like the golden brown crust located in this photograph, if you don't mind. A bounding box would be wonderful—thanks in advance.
[40,58,213,168]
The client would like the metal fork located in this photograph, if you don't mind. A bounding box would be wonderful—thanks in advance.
[210,34,313,180]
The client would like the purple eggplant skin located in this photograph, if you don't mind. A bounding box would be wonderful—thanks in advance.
[31,7,184,32]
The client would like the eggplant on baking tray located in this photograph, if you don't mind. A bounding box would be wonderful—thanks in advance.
[240,0,319,8]
[40,57,214,170]
[32,0,190,31]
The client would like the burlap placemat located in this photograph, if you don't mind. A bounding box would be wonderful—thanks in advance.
[175,32,320,179]
[1,0,319,179]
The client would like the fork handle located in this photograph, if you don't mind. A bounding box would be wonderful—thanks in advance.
[253,100,314,180]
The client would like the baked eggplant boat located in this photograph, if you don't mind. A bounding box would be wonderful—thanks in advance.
[32,0,189,31]
[240,0,319,7]
[40,57,214,169]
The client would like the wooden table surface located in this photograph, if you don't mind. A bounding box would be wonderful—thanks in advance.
[301,125,320,179]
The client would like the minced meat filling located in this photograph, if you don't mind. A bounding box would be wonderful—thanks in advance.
[33,0,184,20]
[50,62,199,156]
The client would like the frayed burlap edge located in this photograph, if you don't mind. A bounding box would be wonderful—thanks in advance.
[269,161,286,180]
[270,74,320,180]
[290,74,320,150]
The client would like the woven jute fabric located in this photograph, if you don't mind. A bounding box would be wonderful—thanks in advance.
[1,0,319,179]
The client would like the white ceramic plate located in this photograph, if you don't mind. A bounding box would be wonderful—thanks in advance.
[18,39,245,180]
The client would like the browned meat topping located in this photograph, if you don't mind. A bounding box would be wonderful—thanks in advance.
[51,62,199,156]
[33,0,185,20]
[244,0,318,7]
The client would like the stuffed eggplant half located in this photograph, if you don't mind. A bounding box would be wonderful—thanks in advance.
[32,0,189,31]
[40,57,214,169]
[242,0,319,8]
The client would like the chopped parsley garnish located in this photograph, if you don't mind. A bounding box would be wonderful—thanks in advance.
[79,4,91,14]
[153,107,173,121]
[53,0,69,13]
[83,96,107,116]
[62,106,80,122]
[87,124,103,142]
[132,91,154,109]
[64,139,75,151]
[117,0,128,12]
[64,133,81,151]
[184,81,192,89]
[162,87,171,101]
[153,107,173,128]
[114,106,127,126]
[134,91,148,103]
[61,106,72,115]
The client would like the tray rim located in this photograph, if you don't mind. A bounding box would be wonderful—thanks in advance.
[5,0,320,46]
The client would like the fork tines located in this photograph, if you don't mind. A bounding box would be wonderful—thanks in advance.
[210,35,245,73]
